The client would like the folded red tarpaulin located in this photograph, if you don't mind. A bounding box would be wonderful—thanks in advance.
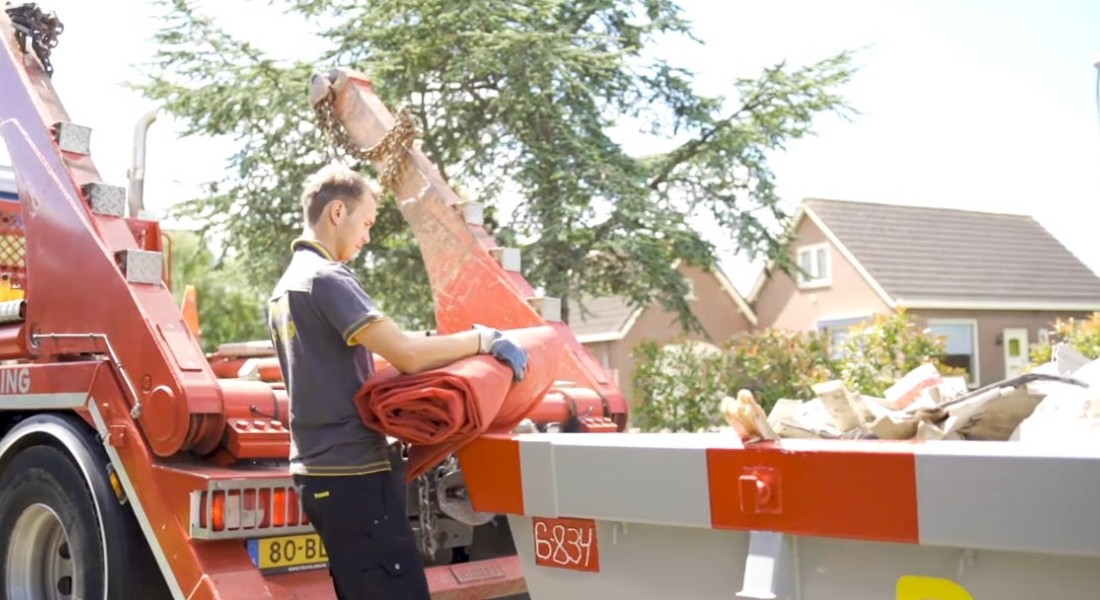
[354,325,564,481]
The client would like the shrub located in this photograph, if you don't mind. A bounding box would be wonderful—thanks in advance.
[631,340,734,432]
[630,309,961,432]
[725,328,835,412]
[837,308,963,397]
[1029,312,1100,365]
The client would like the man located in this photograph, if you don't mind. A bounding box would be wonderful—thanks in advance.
[268,162,528,599]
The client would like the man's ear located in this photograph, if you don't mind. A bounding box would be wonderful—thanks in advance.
[326,199,345,224]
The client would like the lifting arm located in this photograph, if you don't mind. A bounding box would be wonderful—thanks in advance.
[309,68,629,429]
[0,5,226,455]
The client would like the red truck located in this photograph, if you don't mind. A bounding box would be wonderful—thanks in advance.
[0,4,626,598]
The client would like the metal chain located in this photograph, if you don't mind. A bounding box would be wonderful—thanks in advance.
[312,86,419,193]
[5,2,64,76]
[416,472,439,560]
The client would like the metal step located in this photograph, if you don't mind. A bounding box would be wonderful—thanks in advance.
[51,122,92,155]
[490,247,521,272]
[527,296,561,322]
[459,202,484,227]
[81,183,127,217]
[116,249,163,285]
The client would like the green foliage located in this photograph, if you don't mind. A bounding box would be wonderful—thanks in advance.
[1029,312,1100,365]
[631,341,734,432]
[631,310,960,431]
[837,308,965,397]
[135,0,858,331]
[166,230,268,352]
[725,328,835,410]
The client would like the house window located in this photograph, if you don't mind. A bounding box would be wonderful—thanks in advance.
[796,242,830,288]
[928,320,979,386]
[818,315,870,358]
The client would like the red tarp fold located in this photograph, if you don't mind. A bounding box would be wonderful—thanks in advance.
[354,326,563,480]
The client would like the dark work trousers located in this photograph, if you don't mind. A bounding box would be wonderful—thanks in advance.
[293,470,431,599]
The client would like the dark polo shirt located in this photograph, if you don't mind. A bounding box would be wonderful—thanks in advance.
[268,238,391,476]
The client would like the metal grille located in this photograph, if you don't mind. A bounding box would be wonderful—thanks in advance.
[0,203,27,289]
[190,478,314,541]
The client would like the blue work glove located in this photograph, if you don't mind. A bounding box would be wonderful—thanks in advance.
[474,325,528,382]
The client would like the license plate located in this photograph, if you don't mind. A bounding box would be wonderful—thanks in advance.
[532,517,599,573]
[246,533,329,574]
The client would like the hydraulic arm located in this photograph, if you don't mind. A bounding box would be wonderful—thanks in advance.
[309,69,629,431]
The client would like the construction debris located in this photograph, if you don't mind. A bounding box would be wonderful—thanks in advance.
[723,344,1099,443]
[719,389,778,441]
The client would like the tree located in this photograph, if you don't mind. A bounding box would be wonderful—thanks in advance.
[166,230,269,352]
[136,0,857,331]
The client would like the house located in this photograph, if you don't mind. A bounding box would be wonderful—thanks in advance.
[570,262,757,404]
[750,198,1100,387]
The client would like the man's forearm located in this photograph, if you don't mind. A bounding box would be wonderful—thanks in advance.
[399,330,481,373]
[355,318,491,374]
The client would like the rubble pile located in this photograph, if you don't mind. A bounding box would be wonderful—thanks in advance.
[720,344,1100,443]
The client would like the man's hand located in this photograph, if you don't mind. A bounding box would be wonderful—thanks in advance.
[475,325,528,382]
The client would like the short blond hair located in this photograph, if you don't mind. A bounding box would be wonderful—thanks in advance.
[301,162,370,225]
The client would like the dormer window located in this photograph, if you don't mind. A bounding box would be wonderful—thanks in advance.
[796,242,830,289]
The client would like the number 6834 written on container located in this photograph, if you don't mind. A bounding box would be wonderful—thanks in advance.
[532,517,599,573]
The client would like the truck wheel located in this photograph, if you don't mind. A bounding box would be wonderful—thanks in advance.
[0,445,107,600]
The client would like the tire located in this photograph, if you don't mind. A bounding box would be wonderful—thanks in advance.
[0,443,168,600]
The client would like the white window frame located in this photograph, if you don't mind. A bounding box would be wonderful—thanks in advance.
[817,313,872,359]
[795,242,831,289]
[927,318,980,386]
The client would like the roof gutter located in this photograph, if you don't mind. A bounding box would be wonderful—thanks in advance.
[897,299,1100,312]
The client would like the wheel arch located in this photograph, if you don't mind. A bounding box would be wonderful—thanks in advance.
[0,412,119,598]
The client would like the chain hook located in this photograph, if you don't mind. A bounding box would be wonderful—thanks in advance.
[5,2,64,76]
[310,74,420,193]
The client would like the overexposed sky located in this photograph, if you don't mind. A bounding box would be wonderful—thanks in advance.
[4,0,1099,294]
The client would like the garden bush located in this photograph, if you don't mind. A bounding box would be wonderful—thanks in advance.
[631,309,960,432]
[1029,312,1100,365]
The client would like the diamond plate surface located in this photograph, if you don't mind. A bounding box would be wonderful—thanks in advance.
[460,202,484,226]
[118,249,163,285]
[491,247,522,272]
[83,183,126,217]
[528,296,562,322]
[52,122,92,155]
[449,561,505,585]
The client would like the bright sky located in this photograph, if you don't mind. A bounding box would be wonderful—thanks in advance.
[3,0,1099,295]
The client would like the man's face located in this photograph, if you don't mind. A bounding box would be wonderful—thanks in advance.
[333,190,378,263]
